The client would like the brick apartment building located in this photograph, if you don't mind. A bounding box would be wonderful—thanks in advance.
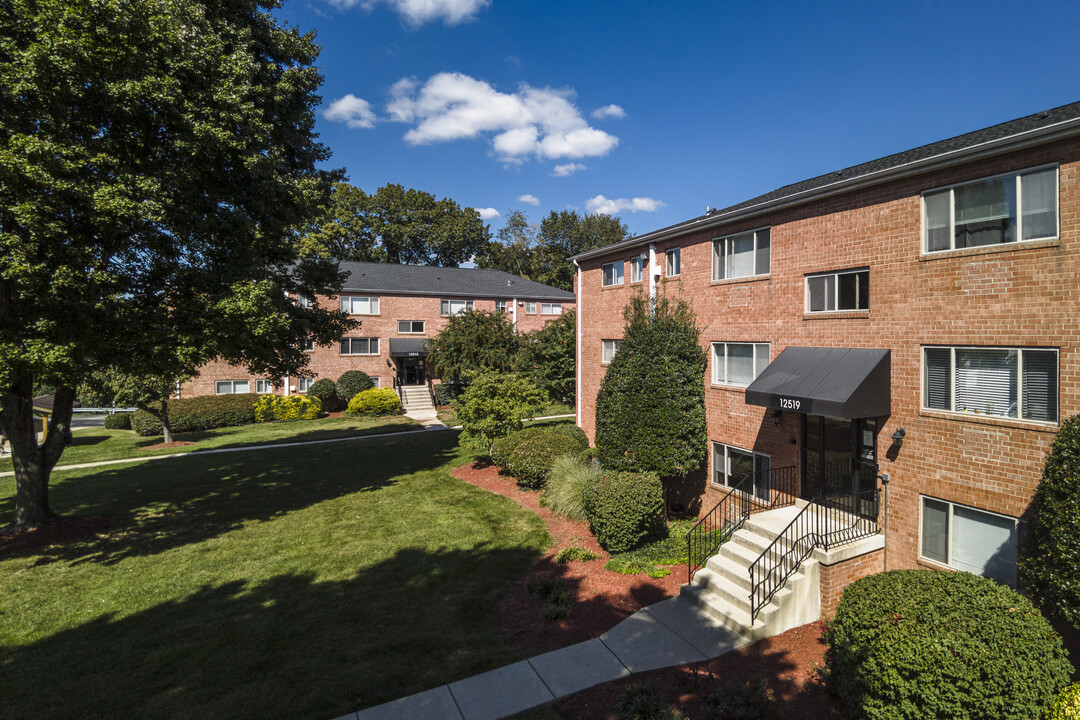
[183,261,575,398]
[572,100,1080,602]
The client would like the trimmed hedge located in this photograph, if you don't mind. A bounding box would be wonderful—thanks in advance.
[490,426,547,469]
[346,388,402,416]
[583,470,665,553]
[336,370,374,401]
[103,412,133,430]
[131,394,258,436]
[505,431,586,490]
[307,378,340,412]
[253,395,321,423]
[824,570,1072,720]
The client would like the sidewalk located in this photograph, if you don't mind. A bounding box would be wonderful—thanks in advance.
[342,595,749,720]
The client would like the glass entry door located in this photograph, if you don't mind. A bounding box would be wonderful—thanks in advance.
[397,358,426,386]
[801,415,878,516]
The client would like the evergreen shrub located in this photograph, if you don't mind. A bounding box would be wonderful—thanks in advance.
[335,370,374,401]
[433,381,465,406]
[253,395,321,422]
[1018,414,1080,628]
[824,570,1072,720]
[131,394,258,436]
[505,431,585,489]
[1048,683,1080,720]
[103,412,133,430]
[307,378,340,411]
[583,470,665,553]
[346,388,402,416]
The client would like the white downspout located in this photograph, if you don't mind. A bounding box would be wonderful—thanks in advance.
[573,260,582,429]
[512,297,518,332]
[648,243,659,307]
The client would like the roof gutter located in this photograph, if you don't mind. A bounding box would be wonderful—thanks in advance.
[571,116,1080,263]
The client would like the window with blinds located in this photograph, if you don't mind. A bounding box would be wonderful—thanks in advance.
[922,346,1057,422]
[920,496,1017,586]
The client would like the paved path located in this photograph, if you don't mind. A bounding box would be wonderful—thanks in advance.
[341,595,749,720]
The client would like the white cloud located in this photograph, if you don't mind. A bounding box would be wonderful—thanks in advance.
[323,94,377,129]
[517,194,540,206]
[585,195,665,215]
[385,72,620,161]
[552,162,586,177]
[328,0,490,26]
[592,104,626,120]
[476,207,500,220]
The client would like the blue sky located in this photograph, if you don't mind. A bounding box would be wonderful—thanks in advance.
[277,0,1080,240]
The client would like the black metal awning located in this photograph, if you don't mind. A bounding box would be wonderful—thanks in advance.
[389,338,429,358]
[744,347,890,419]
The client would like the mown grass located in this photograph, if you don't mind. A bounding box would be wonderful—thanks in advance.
[436,402,575,427]
[0,414,421,472]
[0,430,550,720]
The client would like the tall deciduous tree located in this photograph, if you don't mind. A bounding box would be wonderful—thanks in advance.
[516,310,576,406]
[299,182,491,266]
[0,0,353,527]
[426,310,518,383]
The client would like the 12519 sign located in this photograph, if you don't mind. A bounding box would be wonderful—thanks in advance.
[779,398,801,410]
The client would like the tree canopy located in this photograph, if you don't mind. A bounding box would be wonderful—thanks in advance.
[298,182,492,266]
[0,0,352,526]
[516,310,576,406]
[426,310,518,383]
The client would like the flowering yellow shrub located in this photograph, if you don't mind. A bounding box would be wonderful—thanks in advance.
[253,395,322,422]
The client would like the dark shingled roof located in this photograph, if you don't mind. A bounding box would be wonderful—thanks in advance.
[575,99,1080,260]
[339,261,574,301]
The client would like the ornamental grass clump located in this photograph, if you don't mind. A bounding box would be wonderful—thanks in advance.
[543,453,598,521]
[823,569,1072,720]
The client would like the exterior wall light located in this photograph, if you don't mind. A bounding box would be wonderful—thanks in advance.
[891,428,906,443]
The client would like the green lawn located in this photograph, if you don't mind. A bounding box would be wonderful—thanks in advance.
[0,430,550,720]
[0,414,421,472]
[436,402,575,427]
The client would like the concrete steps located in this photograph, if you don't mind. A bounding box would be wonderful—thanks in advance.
[398,385,434,412]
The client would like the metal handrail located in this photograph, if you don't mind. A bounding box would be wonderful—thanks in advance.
[748,487,880,623]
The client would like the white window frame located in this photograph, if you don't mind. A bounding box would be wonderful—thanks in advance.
[713,227,771,280]
[630,253,647,283]
[711,441,771,499]
[440,299,474,316]
[602,261,624,287]
[340,337,380,356]
[340,296,380,315]
[298,378,315,393]
[919,496,1018,586]
[301,338,315,352]
[297,295,313,308]
[525,302,537,314]
[805,268,870,313]
[495,300,507,313]
[666,248,681,276]
[215,380,250,395]
[922,164,1059,253]
[602,339,621,364]
[255,380,274,394]
[712,342,770,387]
[397,320,425,334]
[540,302,562,315]
[921,345,1058,424]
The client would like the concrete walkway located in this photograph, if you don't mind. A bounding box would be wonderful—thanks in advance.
[342,595,749,720]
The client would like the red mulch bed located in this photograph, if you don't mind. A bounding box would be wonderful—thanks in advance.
[0,515,112,557]
[453,460,846,719]
[139,441,195,450]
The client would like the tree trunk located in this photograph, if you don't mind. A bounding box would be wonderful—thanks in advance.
[160,397,173,444]
[0,379,76,528]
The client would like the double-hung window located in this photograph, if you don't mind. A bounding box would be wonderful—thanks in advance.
[666,248,681,276]
[340,337,379,355]
[541,303,562,315]
[525,302,537,314]
[215,380,250,394]
[923,346,1057,422]
[712,442,771,500]
[602,339,621,364]
[298,378,315,393]
[712,342,770,387]
[397,320,424,334]
[921,497,1017,585]
[923,166,1058,252]
[340,296,379,315]
[255,380,274,394]
[630,253,647,283]
[495,300,507,313]
[297,295,313,308]
[806,268,869,312]
[602,261,624,286]
[713,228,770,280]
[301,338,315,352]
[440,299,474,316]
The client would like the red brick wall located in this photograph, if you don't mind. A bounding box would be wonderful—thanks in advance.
[577,137,1080,576]
[819,549,885,618]
[182,293,574,397]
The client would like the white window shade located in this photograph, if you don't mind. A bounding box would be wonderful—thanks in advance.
[951,505,1016,585]
[955,348,1017,417]
[1021,168,1058,240]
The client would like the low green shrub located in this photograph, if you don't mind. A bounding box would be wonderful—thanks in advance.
[583,470,665,553]
[604,519,698,578]
[546,422,589,448]
[702,676,777,720]
[103,412,132,430]
[1048,683,1080,720]
[335,370,374,401]
[346,388,402,416]
[490,426,545,469]
[307,378,340,412]
[824,570,1072,720]
[615,683,685,720]
[555,546,601,564]
[131,394,258,436]
[505,432,584,490]
[433,381,465,405]
[543,454,598,521]
[525,576,571,622]
[253,395,322,423]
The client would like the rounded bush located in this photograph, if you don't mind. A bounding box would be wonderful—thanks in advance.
[103,412,133,430]
[505,431,585,490]
[433,381,465,406]
[546,422,589,449]
[490,426,548,469]
[583,470,665,553]
[253,395,321,423]
[1048,683,1080,720]
[825,570,1072,720]
[307,378,340,411]
[346,388,402,416]
[131,394,258,436]
[335,370,374,401]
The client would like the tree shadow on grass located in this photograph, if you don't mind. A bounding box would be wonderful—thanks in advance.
[0,432,459,567]
[0,545,541,720]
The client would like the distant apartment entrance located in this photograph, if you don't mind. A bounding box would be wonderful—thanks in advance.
[397,357,426,386]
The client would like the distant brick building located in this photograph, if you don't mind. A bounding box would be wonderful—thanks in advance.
[572,100,1080,595]
[183,262,574,398]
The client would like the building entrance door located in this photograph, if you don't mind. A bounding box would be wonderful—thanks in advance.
[397,358,426,386]
[801,415,878,516]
